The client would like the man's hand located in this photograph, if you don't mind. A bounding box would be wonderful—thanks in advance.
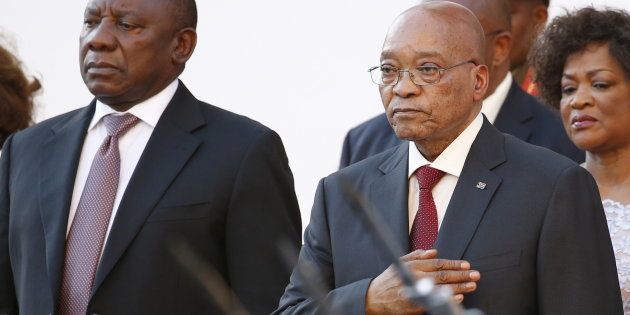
[365,249,480,315]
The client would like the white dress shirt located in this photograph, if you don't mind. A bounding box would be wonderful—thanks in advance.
[407,112,483,232]
[481,73,513,124]
[67,80,179,253]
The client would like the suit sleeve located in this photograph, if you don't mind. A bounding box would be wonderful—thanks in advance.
[0,135,18,314]
[537,165,623,314]
[339,131,353,170]
[274,178,372,315]
[225,129,302,315]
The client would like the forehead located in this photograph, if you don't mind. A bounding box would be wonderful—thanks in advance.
[85,0,172,17]
[564,43,621,74]
[382,12,467,62]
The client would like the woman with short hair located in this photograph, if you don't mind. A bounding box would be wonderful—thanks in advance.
[532,7,630,313]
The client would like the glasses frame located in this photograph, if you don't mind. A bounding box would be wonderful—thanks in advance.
[368,60,476,87]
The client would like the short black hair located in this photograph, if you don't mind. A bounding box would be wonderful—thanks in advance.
[172,0,198,29]
[531,7,630,108]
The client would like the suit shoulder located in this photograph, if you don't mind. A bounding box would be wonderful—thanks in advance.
[196,101,276,137]
[348,113,390,137]
[10,107,87,142]
[332,145,403,181]
[503,133,576,171]
[518,91,563,126]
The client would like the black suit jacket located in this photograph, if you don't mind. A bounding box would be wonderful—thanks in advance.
[339,82,584,168]
[277,119,621,314]
[0,82,302,315]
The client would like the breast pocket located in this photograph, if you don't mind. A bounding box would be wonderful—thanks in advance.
[469,250,521,273]
[146,201,214,222]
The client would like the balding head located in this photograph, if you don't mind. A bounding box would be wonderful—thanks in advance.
[386,2,487,65]
[377,2,489,160]
[426,0,513,95]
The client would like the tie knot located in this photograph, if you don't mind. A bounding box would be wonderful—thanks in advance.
[415,165,445,190]
[103,113,140,138]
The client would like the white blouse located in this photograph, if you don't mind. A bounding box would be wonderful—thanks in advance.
[603,198,630,314]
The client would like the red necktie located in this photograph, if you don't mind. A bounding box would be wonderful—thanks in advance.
[59,114,140,315]
[410,165,445,251]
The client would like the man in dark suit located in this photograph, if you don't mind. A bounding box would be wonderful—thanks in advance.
[276,2,621,314]
[0,0,301,314]
[339,0,583,169]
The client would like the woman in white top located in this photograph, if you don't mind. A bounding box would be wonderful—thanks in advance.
[0,42,39,150]
[532,7,630,313]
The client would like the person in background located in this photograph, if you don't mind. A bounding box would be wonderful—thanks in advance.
[338,0,581,169]
[0,43,40,147]
[509,0,549,95]
[532,7,630,313]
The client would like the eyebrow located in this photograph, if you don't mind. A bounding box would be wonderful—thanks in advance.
[562,68,615,79]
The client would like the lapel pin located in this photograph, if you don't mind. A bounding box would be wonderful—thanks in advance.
[476,182,486,190]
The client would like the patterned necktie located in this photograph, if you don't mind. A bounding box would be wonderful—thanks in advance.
[59,113,140,315]
[410,165,445,251]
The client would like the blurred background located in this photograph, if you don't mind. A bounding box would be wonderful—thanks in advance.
[1,0,628,229]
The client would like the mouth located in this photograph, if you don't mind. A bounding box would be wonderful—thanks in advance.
[570,114,597,129]
[392,107,425,116]
[85,61,119,75]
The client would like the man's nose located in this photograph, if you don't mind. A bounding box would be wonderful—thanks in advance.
[392,71,421,98]
[82,22,117,51]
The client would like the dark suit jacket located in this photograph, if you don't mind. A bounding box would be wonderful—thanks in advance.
[277,119,622,314]
[0,82,302,315]
[339,82,584,168]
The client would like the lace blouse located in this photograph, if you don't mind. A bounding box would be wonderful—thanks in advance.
[604,199,630,314]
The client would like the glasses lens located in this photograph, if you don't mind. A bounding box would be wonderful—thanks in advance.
[370,67,398,85]
[412,67,440,85]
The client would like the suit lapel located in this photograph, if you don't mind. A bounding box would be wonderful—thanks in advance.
[435,120,505,260]
[369,144,410,270]
[38,103,94,308]
[493,82,533,142]
[92,82,204,294]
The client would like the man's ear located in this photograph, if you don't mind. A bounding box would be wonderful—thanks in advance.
[473,64,489,102]
[492,32,512,67]
[533,4,549,29]
[172,28,197,65]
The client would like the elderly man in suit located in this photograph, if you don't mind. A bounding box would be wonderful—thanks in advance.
[0,0,301,314]
[339,0,583,169]
[276,2,621,314]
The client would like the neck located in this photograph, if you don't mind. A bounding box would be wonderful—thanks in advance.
[413,111,479,161]
[584,146,630,203]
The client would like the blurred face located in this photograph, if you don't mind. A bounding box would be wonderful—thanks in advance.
[560,43,630,153]
[80,0,179,107]
[379,12,487,146]
[509,0,547,68]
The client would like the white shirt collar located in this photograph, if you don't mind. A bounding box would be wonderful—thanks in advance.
[89,79,179,130]
[481,73,512,124]
[408,112,483,178]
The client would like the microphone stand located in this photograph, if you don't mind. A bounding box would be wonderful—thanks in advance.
[339,177,484,315]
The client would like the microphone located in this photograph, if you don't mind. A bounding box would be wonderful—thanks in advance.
[338,176,484,315]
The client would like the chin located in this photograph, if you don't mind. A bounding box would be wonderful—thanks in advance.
[393,126,430,142]
[85,81,123,98]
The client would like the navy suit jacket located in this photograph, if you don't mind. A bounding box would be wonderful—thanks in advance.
[340,82,584,168]
[0,82,302,315]
[277,119,621,314]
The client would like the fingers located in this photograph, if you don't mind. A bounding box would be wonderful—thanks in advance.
[400,249,437,262]
[407,258,471,272]
[429,269,480,284]
[453,294,464,304]
[448,280,478,294]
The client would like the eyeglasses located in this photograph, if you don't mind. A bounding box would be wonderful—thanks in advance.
[368,60,476,86]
